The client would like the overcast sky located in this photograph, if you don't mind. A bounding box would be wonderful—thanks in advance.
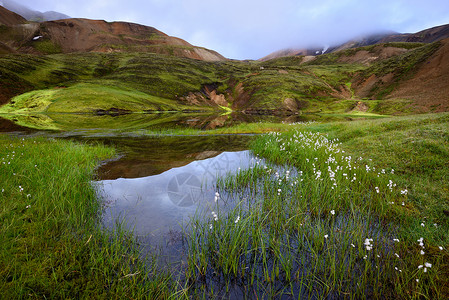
[12,0,449,59]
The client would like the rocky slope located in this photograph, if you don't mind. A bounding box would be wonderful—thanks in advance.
[0,7,225,61]
[0,4,25,26]
[353,38,449,112]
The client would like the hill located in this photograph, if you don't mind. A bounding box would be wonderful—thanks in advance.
[353,38,449,112]
[0,7,225,61]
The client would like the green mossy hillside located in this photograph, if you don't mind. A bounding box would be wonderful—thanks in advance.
[0,41,444,115]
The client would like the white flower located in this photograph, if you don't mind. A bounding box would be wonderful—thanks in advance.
[395,253,400,258]
[26,205,31,209]
[330,210,335,215]
[364,238,373,251]
[393,238,400,242]
[420,250,425,255]
[324,234,328,239]
[421,223,425,227]
[439,246,443,250]
[235,216,240,224]
[214,192,220,202]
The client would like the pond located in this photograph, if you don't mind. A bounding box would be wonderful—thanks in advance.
[91,135,257,262]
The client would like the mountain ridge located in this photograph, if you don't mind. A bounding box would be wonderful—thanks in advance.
[261,24,449,61]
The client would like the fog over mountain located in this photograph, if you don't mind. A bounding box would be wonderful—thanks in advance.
[0,0,69,21]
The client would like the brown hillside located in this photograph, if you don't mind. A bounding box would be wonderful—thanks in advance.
[386,38,449,112]
[0,16,226,61]
[380,24,449,44]
[337,45,409,65]
[0,5,26,26]
[259,48,322,61]
[33,19,225,61]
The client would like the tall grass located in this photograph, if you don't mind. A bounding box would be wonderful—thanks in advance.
[185,114,448,298]
[0,136,173,298]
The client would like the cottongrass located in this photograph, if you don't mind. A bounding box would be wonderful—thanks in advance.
[184,129,447,298]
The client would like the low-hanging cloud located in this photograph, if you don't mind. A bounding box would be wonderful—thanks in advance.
[11,0,449,59]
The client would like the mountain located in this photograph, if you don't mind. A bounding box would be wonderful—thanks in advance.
[261,24,449,60]
[0,7,225,61]
[0,4,25,26]
[0,0,70,21]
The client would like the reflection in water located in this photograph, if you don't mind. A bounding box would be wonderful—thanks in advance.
[0,116,33,133]
[97,151,255,250]
[94,135,253,179]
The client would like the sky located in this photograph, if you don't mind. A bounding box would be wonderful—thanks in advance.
[11,0,449,60]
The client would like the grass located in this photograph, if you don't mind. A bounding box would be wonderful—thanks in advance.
[1,83,195,113]
[0,136,173,298]
[184,113,449,297]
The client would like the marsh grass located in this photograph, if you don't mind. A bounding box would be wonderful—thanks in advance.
[185,114,449,298]
[0,136,173,298]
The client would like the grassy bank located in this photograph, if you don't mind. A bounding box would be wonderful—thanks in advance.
[0,136,172,298]
[185,113,449,298]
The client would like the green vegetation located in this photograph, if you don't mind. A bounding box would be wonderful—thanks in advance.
[187,113,449,297]
[0,136,173,298]
[1,40,438,116]
[1,83,195,113]
[32,39,62,55]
